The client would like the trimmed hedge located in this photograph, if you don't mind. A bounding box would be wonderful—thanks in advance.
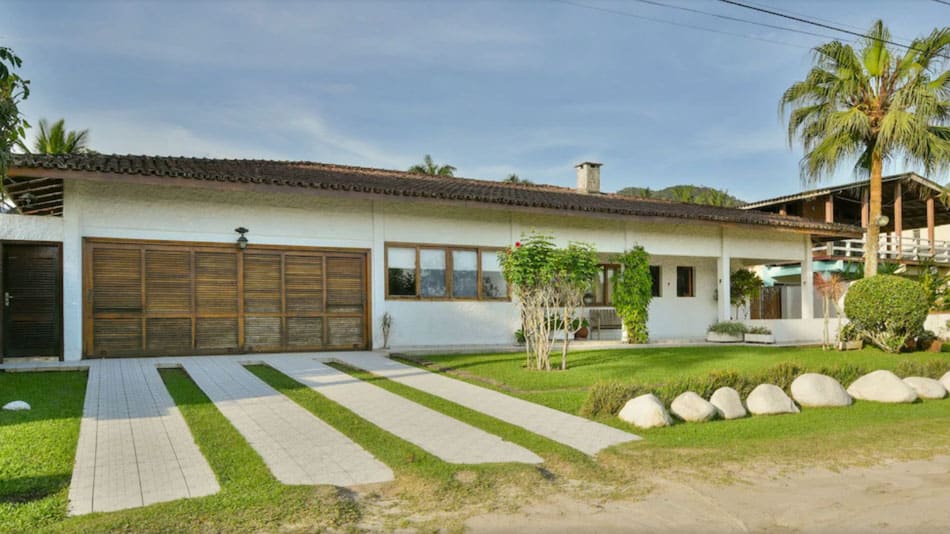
[844,275,929,353]
[581,361,886,417]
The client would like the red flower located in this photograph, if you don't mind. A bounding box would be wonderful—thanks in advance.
[515,241,521,247]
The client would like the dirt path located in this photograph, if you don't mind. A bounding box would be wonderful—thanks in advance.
[466,455,950,533]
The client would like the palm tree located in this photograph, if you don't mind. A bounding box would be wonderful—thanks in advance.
[782,21,950,276]
[408,154,456,177]
[17,118,91,154]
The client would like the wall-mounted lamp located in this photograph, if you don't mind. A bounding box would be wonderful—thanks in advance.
[876,215,890,227]
[235,227,249,250]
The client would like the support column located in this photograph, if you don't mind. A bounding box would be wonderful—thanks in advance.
[893,182,903,261]
[717,238,731,322]
[928,196,936,255]
[62,181,83,361]
[801,235,814,320]
[824,194,834,223]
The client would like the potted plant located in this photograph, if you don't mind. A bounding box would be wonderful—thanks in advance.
[744,325,774,344]
[706,321,747,343]
[574,318,590,339]
[835,323,863,351]
[916,330,942,352]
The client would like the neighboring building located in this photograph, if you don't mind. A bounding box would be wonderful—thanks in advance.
[0,154,858,362]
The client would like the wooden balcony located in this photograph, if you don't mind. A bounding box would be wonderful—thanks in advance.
[813,236,950,264]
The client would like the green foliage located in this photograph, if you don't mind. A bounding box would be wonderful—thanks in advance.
[730,269,762,317]
[894,358,950,379]
[0,46,30,179]
[844,275,930,352]
[502,173,533,185]
[408,154,456,177]
[611,246,653,343]
[747,325,772,335]
[16,118,91,154]
[499,234,556,291]
[915,261,948,311]
[707,321,748,336]
[616,184,745,207]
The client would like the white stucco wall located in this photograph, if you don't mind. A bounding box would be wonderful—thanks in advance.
[0,212,64,242]
[56,180,818,359]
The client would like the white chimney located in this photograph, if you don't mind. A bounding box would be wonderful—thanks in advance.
[575,161,602,194]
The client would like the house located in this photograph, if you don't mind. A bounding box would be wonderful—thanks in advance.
[0,154,859,362]
[738,173,949,320]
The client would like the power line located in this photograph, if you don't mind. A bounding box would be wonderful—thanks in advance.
[718,0,950,60]
[932,0,950,6]
[629,0,840,41]
[552,0,811,50]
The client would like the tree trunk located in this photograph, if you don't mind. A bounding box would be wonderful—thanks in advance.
[865,152,883,277]
[561,308,569,370]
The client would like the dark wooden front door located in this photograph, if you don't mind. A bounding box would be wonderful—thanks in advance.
[1,244,62,358]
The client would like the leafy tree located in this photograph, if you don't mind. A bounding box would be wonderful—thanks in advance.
[408,154,456,177]
[503,173,534,185]
[0,46,30,183]
[17,118,91,154]
[730,268,762,319]
[782,20,950,277]
[499,234,558,370]
[551,242,599,370]
[612,246,653,343]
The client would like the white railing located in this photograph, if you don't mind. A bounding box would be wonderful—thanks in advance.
[814,236,950,264]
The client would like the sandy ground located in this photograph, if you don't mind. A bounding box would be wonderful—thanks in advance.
[466,455,950,533]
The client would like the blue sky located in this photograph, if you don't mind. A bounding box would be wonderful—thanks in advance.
[3,0,947,201]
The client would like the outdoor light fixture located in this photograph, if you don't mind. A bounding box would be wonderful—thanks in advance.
[17,192,35,207]
[877,215,890,227]
[235,227,249,249]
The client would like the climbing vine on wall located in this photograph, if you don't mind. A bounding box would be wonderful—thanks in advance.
[612,246,653,344]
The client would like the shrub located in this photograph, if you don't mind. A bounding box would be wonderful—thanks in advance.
[580,381,653,417]
[844,275,929,353]
[707,321,748,336]
[894,358,950,379]
[747,325,772,335]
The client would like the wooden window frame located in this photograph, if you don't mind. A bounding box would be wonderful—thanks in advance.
[385,242,510,301]
[676,266,695,298]
[587,263,619,306]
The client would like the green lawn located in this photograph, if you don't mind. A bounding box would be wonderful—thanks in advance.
[0,371,87,533]
[420,345,950,413]
[4,346,950,531]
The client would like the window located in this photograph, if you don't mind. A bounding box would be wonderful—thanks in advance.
[649,265,661,297]
[481,252,507,298]
[676,266,694,297]
[385,243,508,300]
[588,264,619,306]
[452,250,478,298]
[387,247,416,296]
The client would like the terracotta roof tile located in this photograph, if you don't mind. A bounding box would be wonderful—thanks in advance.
[10,154,861,237]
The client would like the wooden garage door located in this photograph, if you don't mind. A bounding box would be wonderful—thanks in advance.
[84,239,368,358]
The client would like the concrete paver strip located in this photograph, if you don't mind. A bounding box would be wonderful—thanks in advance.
[68,359,219,515]
[264,355,543,465]
[334,353,640,455]
[179,357,393,486]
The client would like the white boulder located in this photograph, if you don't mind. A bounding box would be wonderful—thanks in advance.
[790,373,852,407]
[940,371,950,392]
[618,394,673,429]
[670,391,718,422]
[2,400,31,411]
[709,387,747,419]
[847,370,918,403]
[746,384,800,415]
[902,377,948,400]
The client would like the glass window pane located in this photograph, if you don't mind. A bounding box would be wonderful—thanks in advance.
[387,247,416,296]
[452,250,477,298]
[605,267,617,305]
[592,268,605,304]
[481,252,508,298]
[388,247,415,269]
[420,249,447,297]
